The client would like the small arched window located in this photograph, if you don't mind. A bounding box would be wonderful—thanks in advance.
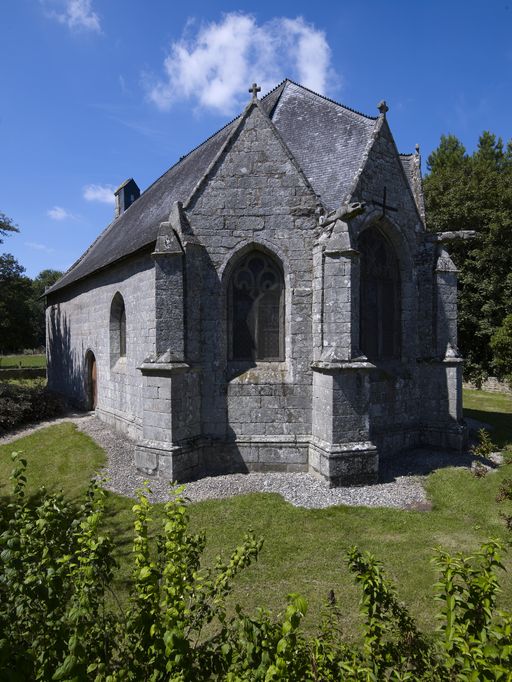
[359,227,401,360]
[228,250,284,361]
[119,306,126,357]
[110,293,127,364]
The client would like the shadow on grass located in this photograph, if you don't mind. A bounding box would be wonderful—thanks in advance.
[378,392,512,484]
[464,407,512,450]
[379,448,498,484]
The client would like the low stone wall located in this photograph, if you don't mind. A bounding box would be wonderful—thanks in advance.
[463,377,512,394]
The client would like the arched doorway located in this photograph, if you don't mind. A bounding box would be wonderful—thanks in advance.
[85,351,97,410]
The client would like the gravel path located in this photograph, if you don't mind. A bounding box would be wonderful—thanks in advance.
[2,414,498,511]
[75,417,439,510]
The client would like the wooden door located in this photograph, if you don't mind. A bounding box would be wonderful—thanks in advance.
[86,352,97,410]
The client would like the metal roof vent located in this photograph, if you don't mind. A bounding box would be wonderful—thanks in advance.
[114,178,140,218]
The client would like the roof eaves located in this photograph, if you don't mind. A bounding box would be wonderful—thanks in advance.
[45,241,156,298]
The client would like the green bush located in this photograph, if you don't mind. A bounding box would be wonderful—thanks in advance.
[491,314,512,384]
[1,456,512,680]
[0,381,65,434]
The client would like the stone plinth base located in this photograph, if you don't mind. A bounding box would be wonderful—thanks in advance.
[421,422,468,452]
[135,435,310,483]
[309,438,379,487]
[135,439,200,481]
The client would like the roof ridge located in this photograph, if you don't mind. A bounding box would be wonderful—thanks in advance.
[104,82,288,211]
[282,78,378,121]
[47,82,294,294]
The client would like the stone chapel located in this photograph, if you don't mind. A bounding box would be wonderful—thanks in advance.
[46,80,467,486]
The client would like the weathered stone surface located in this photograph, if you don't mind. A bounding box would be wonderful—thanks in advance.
[46,83,466,488]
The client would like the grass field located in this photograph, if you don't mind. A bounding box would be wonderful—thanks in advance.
[463,388,512,451]
[1,388,511,638]
[0,354,46,369]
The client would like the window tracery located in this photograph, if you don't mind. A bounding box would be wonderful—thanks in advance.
[359,227,401,360]
[229,251,284,361]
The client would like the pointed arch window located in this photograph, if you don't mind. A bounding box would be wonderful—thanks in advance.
[110,293,127,365]
[228,251,284,361]
[359,227,401,360]
[119,305,126,357]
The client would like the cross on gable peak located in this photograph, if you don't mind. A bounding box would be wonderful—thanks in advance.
[249,82,261,100]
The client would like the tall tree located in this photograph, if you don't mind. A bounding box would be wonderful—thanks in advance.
[424,132,512,380]
[0,212,18,244]
[30,269,63,347]
[0,254,35,353]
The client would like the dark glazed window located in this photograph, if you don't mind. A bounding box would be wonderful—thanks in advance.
[119,306,126,357]
[229,251,284,361]
[359,227,401,360]
[110,293,127,364]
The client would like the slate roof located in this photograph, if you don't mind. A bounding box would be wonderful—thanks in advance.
[271,82,377,209]
[48,80,380,295]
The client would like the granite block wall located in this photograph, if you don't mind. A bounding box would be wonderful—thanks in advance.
[47,253,156,439]
[46,101,466,486]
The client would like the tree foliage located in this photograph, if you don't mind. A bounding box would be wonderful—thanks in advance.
[0,211,63,352]
[491,314,512,384]
[0,254,36,353]
[0,212,18,244]
[30,269,63,346]
[424,132,512,381]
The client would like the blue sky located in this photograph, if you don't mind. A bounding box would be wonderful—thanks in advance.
[2,0,511,278]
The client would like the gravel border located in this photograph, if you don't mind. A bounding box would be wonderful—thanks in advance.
[75,418,444,511]
[2,414,499,511]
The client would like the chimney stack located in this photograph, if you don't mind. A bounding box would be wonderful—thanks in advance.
[114,178,140,218]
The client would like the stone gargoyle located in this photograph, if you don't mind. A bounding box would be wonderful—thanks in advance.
[319,201,366,229]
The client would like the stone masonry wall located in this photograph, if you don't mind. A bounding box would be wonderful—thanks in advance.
[185,103,318,469]
[47,253,156,439]
[349,119,434,453]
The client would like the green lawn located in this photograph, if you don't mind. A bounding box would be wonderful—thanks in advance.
[0,353,46,369]
[1,389,512,638]
[463,387,512,451]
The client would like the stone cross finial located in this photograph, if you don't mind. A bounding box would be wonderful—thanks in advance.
[249,82,261,100]
[377,100,389,115]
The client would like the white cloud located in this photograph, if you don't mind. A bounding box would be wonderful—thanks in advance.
[47,206,76,221]
[147,14,336,114]
[44,0,101,33]
[83,184,115,204]
[26,242,55,254]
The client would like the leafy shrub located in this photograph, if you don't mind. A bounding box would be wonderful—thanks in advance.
[471,428,496,460]
[0,381,65,434]
[491,314,512,384]
[1,456,512,680]
[496,468,512,532]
